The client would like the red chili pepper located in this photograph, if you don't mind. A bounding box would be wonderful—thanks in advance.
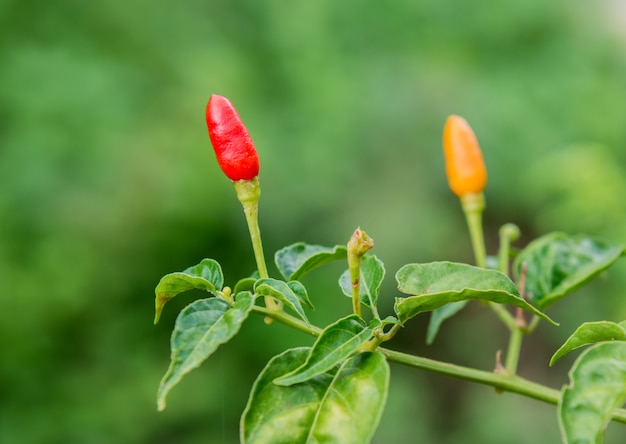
[206,95,260,181]
[443,115,487,197]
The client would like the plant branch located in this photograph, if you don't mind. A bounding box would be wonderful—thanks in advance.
[504,260,527,374]
[251,305,322,336]
[504,327,523,374]
[379,347,626,425]
[251,303,626,425]
[498,223,520,275]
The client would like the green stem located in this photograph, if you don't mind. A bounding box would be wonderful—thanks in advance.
[461,193,487,268]
[498,223,520,275]
[350,275,362,318]
[250,305,626,424]
[381,346,559,403]
[364,323,403,351]
[498,223,524,374]
[241,199,269,279]
[380,323,402,342]
[461,194,517,330]
[525,315,541,334]
[504,327,523,374]
[380,347,626,424]
[233,178,277,311]
[251,305,322,336]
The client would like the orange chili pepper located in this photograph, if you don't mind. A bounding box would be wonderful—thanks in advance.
[443,115,487,197]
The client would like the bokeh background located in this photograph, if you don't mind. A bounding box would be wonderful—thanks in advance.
[2,0,626,442]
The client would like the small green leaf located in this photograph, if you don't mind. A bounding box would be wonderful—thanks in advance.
[287,280,314,310]
[550,321,626,366]
[156,292,254,411]
[380,316,402,327]
[394,262,555,325]
[559,342,626,443]
[426,301,468,345]
[274,315,378,386]
[154,259,224,324]
[513,232,624,310]
[339,255,385,310]
[254,278,311,325]
[241,348,389,444]
[275,243,347,281]
[234,277,257,295]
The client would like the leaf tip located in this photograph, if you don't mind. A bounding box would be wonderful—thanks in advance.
[546,317,559,327]
[548,351,561,367]
[534,308,559,327]
[154,294,167,325]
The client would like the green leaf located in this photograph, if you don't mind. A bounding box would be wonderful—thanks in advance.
[380,316,402,327]
[426,301,468,345]
[154,259,224,324]
[513,232,624,310]
[156,292,254,411]
[394,262,555,325]
[274,315,378,386]
[234,277,257,295]
[241,348,389,444]
[287,280,314,310]
[559,342,626,444]
[254,278,311,325]
[275,243,347,281]
[339,255,385,311]
[550,321,626,366]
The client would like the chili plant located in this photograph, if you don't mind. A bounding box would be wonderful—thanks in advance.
[153,95,626,443]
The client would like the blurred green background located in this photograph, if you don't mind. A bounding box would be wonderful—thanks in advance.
[1,0,626,442]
